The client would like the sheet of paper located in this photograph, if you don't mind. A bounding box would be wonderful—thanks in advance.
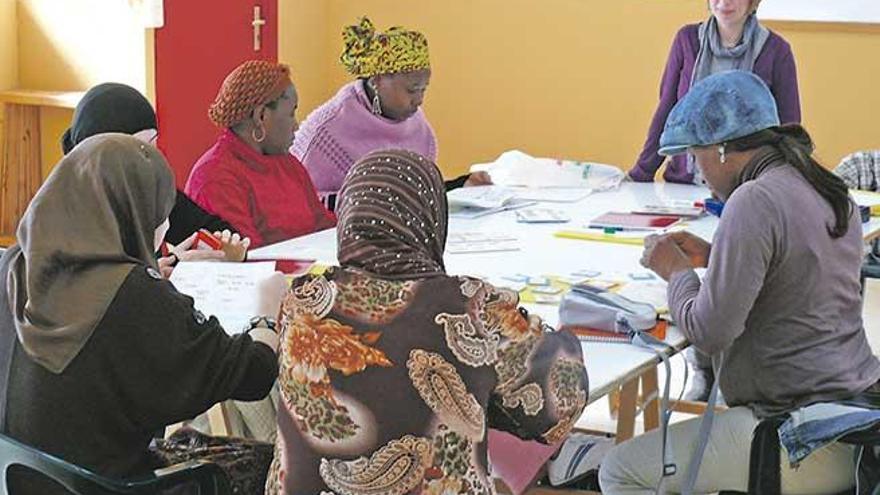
[446,231,521,254]
[851,189,880,207]
[248,228,339,265]
[170,261,277,335]
[446,185,516,209]
[512,188,593,203]
[515,208,571,223]
[449,199,535,219]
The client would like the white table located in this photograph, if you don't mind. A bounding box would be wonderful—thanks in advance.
[251,181,880,441]
[252,182,715,440]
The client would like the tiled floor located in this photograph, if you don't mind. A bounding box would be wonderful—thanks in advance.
[580,278,880,435]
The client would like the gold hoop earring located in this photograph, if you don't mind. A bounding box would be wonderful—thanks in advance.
[252,125,266,143]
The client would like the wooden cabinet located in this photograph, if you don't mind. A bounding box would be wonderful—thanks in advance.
[0,89,83,246]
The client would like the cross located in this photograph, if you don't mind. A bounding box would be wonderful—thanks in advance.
[252,5,266,52]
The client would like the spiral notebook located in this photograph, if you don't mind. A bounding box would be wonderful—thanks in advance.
[566,320,668,343]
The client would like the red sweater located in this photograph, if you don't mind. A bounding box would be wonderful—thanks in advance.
[185,130,336,248]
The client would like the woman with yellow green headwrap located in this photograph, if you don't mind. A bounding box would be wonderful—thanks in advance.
[292,17,491,210]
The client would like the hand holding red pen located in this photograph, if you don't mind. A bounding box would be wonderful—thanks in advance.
[157,232,234,278]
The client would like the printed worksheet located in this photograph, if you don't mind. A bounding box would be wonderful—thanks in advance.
[170,261,276,334]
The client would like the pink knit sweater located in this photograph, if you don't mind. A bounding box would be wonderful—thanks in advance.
[291,80,437,199]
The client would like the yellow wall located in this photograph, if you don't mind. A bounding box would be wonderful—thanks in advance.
[770,21,880,165]
[279,0,332,117]
[16,0,151,171]
[281,0,880,178]
[0,0,18,91]
[10,1,878,178]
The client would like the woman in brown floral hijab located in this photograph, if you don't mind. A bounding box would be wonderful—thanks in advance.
[268,150,588,495]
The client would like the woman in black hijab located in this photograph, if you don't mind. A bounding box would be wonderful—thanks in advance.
[63,83,236,247]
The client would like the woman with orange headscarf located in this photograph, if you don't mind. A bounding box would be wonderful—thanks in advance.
[186,61,336,248]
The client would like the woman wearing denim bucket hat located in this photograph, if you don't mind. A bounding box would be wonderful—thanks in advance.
[631,0,801,402]
[600,71,880,493]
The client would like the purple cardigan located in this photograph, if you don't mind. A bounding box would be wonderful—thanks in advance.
[629,24,801,184]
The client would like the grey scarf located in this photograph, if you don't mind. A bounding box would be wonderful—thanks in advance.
[692,14,770,86]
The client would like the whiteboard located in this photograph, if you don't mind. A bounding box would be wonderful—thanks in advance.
[757,0,880,24]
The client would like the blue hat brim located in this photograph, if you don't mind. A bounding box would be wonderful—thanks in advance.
[658,143,690,157]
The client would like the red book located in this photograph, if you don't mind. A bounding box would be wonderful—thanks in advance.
[589,212,681,230]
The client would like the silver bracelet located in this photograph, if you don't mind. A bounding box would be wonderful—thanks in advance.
[246,315,277,333]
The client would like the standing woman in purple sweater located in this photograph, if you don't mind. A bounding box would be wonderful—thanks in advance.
[630,0,801,185]
[630,0,801,401]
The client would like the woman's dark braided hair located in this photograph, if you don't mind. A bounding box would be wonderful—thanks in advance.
[726,124,852,238]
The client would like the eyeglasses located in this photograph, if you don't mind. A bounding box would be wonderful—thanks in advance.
[132,128,159,144]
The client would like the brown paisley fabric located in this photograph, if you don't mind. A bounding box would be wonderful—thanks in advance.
[269,268,588,494]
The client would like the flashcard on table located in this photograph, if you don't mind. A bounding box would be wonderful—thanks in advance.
[527,276,550,286]
[515,208,571,223]
[531,286,563,295]
[533,294,563,304]
[446,232,521,254]
[581,279,618,291]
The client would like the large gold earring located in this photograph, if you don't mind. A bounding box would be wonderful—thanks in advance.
[252,124,266,143]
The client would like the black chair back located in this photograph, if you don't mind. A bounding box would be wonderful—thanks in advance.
[0,433,231,495]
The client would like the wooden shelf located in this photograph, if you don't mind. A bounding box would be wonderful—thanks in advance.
[0,89,85,109]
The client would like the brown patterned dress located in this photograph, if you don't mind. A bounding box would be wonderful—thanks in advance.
[267,267,588,495]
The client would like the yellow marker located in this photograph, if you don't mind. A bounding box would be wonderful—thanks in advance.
[554,230,645,246]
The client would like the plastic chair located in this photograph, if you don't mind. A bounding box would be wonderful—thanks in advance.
[0,433,231,495]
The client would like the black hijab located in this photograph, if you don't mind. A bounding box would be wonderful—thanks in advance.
[60,83,235,244]
[61,83,157,155]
